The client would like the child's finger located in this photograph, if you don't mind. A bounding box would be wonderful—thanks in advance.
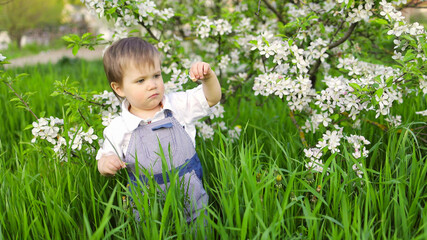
[110,158,123,170]
[197,63,204,78]
[203,63,209,75]
[189,70,197,82]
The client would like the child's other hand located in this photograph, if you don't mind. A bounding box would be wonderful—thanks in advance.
[189,62,214,82]
[98,154,126,176]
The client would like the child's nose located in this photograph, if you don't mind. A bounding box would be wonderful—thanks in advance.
[146,78,157,90]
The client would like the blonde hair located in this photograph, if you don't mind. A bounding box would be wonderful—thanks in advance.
[103,37,160,99]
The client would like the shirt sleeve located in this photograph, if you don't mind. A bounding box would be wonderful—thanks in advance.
[95,120,125,160]
[168,85,213,125]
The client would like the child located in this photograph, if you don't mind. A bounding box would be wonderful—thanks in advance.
[96,37,221,222]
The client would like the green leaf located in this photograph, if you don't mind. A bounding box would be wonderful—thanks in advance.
[401,35,415,43]
[24,124,34,131]
[330,114,339,121]
[386,76,394,87]
[72,45,80,56]
[70,34,80,41]
[284,21,296,29]
[82,32,92,39]
[370,18,388,25]
[375,88,384,99]
[16,73,29,78]
[233,41,241,49]
[62,35,73,42]
[374,76,382,83]
[318,22,325,34]
[249,40,257,45]
[349,83,361,91]
[262,37,270,47]
[106,7,117,15]
[403,50,415,62]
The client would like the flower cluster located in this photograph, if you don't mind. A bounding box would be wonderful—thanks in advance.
[196,17,232,39]
[253,73,314,111]
[345,134,370,159]
[416,110,427,116]
[352,163,364,179]
[346,1,373,24]
[66,0,426,176]
[0,53,5,62]
[31,117,98,161]
[194,103,241,141]
[304,148,324,173]
[93,90,121,126]
[81,0,174,40]
[31,117,63,145]
[163,67,188,93]
[305,130,370,174]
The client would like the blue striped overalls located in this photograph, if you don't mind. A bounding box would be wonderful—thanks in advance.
[124,110,208,222]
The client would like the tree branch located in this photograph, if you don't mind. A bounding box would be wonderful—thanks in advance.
[62,90,107,107]
[78,108,91,127]
[138,20,160,42]
[113,4,159,42]
[329,22,358,50]
[261,0,287,26]
[256,0,261,16]
[309,22,358,86]
[3,81,39,120]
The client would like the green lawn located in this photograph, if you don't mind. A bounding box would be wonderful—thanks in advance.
[1,59,426,239]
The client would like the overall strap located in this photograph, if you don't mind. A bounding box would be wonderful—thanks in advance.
[129,153,202,185]
[164,109,173,118]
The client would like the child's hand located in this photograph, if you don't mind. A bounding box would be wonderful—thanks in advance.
[189,62,214,82]
[98,154,126,176]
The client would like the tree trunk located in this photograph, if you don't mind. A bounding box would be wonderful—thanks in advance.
[10,30,23,49]
[16,33,22,49]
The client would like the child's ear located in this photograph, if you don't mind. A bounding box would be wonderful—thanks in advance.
[111,82,124,97]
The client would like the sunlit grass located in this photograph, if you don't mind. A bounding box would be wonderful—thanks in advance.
[1,59,426,238]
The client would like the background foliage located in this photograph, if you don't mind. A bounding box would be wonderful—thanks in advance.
[1,0,427,239]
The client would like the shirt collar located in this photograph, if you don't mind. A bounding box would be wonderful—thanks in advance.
[120,94,173,131]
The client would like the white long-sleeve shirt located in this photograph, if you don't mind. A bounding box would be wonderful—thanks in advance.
[96,85,212,160]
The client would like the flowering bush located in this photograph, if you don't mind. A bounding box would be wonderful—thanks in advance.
[64,0,426,175]
[3,1,427,170]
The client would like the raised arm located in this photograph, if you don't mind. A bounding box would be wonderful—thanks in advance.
[189,62,222,107]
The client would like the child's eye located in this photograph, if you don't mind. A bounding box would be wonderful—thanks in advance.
[154,74,161,78]
[137,79,144,83]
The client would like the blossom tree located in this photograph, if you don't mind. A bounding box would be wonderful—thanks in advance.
[61,0,426,174]
[3,0,425,169]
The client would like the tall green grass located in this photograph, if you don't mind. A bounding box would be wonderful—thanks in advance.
[1,59,426,239]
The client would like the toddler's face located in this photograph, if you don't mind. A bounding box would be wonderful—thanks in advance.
[112,59,165,118]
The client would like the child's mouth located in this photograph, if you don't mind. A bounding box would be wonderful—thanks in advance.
[149,93,158,98]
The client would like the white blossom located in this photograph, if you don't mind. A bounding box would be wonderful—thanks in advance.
[209,104,225,120]
[195,121,214,140]
[385,115,402,127]
[305,158,325,173]
[83,127,98,144]
[346,134,370,159]
[415,110,427,116]
[228,125,242,141]
[352,163,364,178]
[218,55,230,71]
